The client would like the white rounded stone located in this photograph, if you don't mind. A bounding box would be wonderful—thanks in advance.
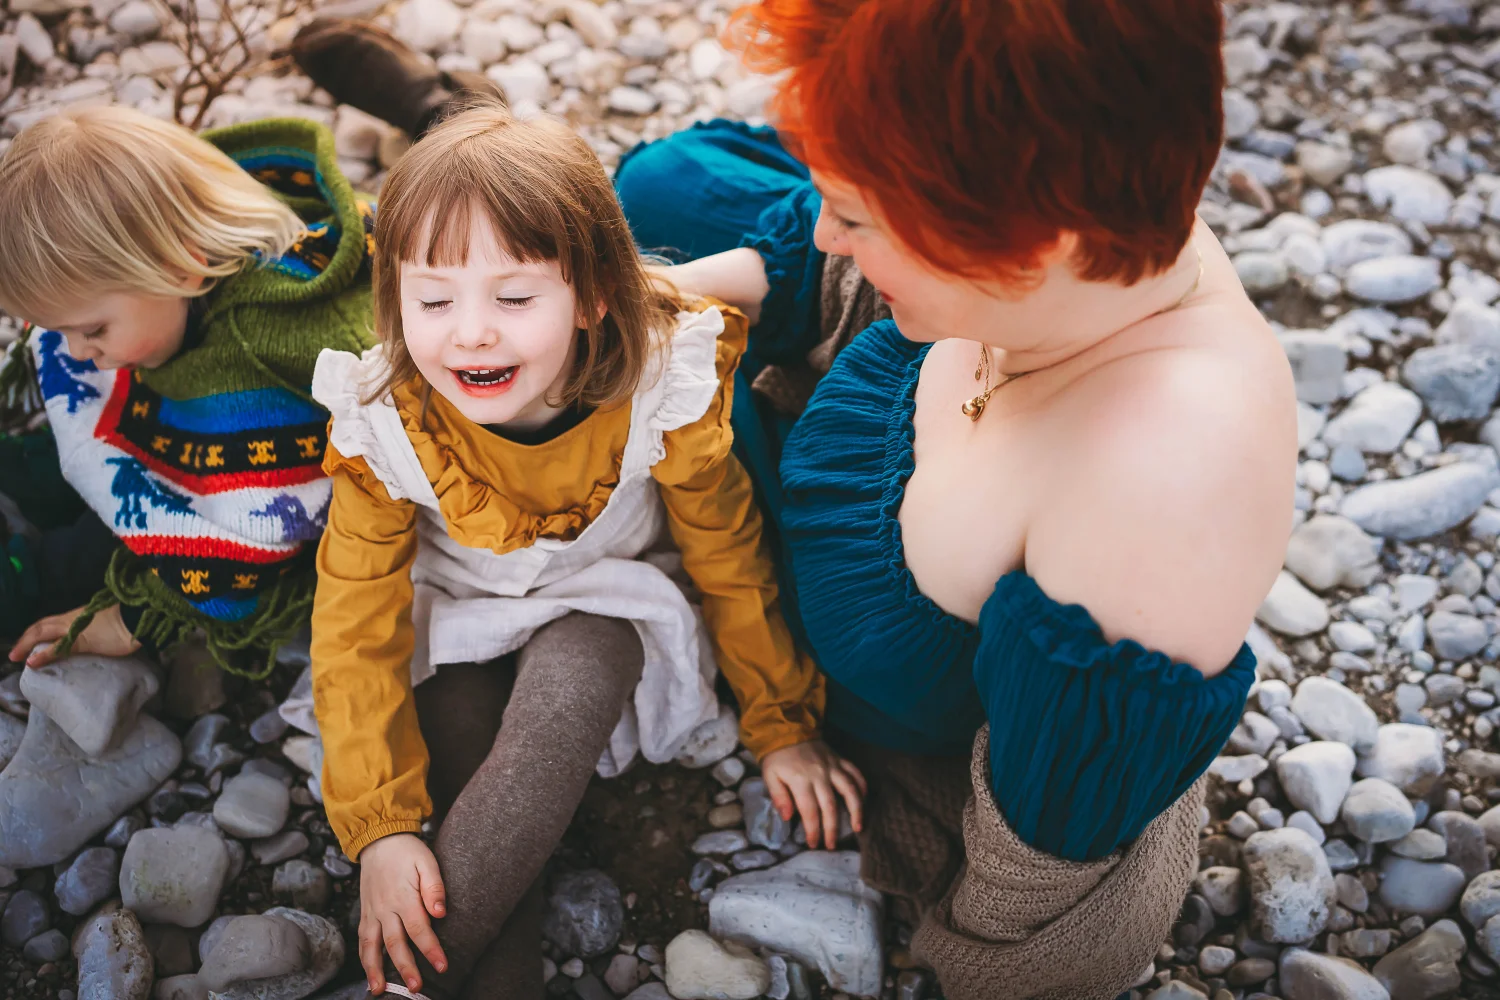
[1257,571,1331,637]
[1276,741,1357,825]
[1340,778,1416,843]
[1291,677,1379,752]
[1284,515,1380,592]
[664,930,771,1000]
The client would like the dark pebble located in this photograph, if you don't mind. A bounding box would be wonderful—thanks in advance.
[204,743,245,775]
[573,975,612,1000]
[1227,957,1275,986]
[1173,893,1215,948]
[273,860,331,912]
[896,969,928,1000]
[1234,925,1281,961]
[184,714,230,768]
[144,924,195,977]
[53,846,120,916]
[251,831,311,867]
[242,758,294,786]
[148,789,188,822]
[541,870,623,959]
[250,709,289,744]
[21,930,67,964]
[323,856,354,879]
[688,859,717,892]
[1176,972,1212,996]
[1199,836,1242,868]
[787,960,813,1000]
[1,891,49,949]
[1429,811,1489,881]
[104,814,145,849]
[177,783,212,802]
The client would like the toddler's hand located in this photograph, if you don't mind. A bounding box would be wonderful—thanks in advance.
[760,740,867,850]
[8,604,140,667]
[358,833,448,995]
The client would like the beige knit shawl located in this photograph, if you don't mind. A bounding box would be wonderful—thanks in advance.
[910,727,1205,1000]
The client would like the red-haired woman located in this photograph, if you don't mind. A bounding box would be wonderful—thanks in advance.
[614,2,1296,997]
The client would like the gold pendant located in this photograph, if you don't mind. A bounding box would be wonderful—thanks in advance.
[963,343,1035,420]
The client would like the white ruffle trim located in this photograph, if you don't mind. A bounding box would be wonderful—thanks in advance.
[643,306,726,466]
[309,345,415,501]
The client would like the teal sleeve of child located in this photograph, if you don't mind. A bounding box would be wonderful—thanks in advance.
[738,183,828,367]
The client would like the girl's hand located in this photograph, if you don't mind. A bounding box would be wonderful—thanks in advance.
[7,604,140,667]
[357,833,448,995]
[760,740,867,850]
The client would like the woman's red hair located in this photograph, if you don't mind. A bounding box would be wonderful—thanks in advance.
[726,0,1224,287]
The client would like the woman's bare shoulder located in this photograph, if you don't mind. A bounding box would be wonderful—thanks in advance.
[1089,299,1296,464]
[1024,302,1298,674]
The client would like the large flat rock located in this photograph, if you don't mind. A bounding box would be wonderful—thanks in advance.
[0,708,180,869]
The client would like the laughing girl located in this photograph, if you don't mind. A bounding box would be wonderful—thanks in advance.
[305,104,863,999]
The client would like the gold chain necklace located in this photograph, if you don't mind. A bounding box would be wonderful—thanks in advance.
[962,244,1206,421]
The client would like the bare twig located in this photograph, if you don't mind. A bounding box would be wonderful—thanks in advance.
[149,0,310,129]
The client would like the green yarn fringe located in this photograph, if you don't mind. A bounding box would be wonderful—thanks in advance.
[56,548,314,680]
[0,328,43,434]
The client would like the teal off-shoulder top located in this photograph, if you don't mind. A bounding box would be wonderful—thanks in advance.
[742,186,1256,863]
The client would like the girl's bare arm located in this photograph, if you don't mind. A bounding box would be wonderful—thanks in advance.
[649,247,769,323]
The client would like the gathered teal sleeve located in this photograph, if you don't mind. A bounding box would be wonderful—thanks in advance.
[975,572,1257,862]
[738,183,828,366]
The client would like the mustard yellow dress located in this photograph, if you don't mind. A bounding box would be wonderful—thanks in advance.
[298,302,826,858]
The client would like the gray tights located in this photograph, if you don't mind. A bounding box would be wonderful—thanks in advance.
[400,612,644,1000]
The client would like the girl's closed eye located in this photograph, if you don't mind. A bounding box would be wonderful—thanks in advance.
[498,295,535,307]
[84,327,106,340]
[419,299,450,313]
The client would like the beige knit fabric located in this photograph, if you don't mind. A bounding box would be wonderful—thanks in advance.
[909,727,1206,1000]
[749,253,891,416]
[830,730,971,911]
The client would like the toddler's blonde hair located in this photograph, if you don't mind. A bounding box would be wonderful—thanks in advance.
[0,104,306,322]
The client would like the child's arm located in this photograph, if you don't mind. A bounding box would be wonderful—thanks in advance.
[312,446,428,855]
[646,247,769,323]
[9,604,139,666]
[653,307,864,848]
[312,445,447,993]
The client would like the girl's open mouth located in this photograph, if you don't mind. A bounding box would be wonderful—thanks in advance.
[451,366,518,396]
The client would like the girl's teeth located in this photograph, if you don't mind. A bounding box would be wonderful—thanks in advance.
[457,367,516,386]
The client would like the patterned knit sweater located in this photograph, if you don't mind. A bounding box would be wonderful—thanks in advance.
[27,118,375,675]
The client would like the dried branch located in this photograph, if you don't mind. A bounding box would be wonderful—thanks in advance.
[150,0,309,129]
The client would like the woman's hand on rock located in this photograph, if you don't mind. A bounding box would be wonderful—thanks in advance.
[358,832,448,996]
[7,603,140,667]
[760,739,867,850]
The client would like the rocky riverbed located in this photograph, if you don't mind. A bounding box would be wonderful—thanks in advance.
[11,0,1500,998]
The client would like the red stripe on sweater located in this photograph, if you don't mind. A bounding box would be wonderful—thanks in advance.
[123,535,300,564]
[96,371,325,492]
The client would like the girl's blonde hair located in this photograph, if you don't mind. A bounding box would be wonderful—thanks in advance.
[369,102,681,409]
[0,104,306,322]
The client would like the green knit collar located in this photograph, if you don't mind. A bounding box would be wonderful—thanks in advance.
[134,118,374,400]
[198,117,370,314]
